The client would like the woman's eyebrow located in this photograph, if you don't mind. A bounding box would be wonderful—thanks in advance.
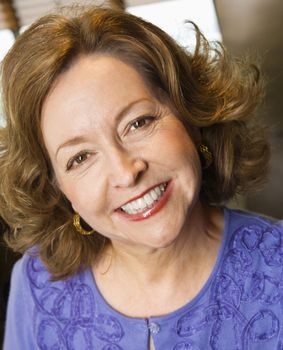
[55,97,153,158]
[114,97,153,123]
[55,136,87,160]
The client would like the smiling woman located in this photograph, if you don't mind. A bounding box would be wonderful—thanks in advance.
[41,55,201,248]
[0,5,282,350]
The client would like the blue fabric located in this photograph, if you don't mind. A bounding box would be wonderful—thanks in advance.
[4,208,283,349]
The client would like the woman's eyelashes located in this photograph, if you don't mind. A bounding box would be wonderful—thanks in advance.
[126,115,159,134]
[66,151,91,171]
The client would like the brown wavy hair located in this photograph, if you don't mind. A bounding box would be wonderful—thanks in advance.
[0,6,269,278]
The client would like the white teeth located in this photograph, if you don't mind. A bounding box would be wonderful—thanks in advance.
[150,189,158,201]
[137,197,147,209]
[129,203,137,214]
[131,200,139,212]
[155,186,161,196]
[144,193,154,206]
[121,182,167,214]
[124,203,134,214]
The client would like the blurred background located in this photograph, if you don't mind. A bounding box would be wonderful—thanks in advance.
[0,0,282,345]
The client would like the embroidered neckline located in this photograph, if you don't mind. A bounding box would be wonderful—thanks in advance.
[87,207,230,323]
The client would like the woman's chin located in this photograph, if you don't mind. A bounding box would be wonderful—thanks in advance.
[139,232,181,250]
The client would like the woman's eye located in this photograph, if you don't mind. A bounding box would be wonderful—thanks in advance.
[129,116,155,132]
[66,152,89,171]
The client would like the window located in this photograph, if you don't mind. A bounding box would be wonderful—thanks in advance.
[127,0,222,48]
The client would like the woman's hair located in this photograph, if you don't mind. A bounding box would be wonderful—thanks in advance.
[0,6,269,278]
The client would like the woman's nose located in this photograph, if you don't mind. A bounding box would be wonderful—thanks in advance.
[107,148,147,188]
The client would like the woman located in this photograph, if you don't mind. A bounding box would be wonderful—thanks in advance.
[1,5,282,350]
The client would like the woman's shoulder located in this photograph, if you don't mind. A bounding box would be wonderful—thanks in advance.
[223,207,283,269]
[5,253,97,349]
[10,253,70,291]
[8,253,90,313]
[225,207,283,233]
[14,253,93,306]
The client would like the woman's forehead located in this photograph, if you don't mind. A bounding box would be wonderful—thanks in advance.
[40,55,163,154]
[43,55,153,112]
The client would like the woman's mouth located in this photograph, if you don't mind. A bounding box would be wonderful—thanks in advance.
[115,181,172,221]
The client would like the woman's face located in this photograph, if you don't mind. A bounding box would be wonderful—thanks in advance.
[41,55,202,250]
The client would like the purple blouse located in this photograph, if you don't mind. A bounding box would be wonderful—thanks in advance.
[4,208,283,349]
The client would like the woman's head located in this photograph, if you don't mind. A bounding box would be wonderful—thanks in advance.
[0,6,269,278]
[41,54,202,251]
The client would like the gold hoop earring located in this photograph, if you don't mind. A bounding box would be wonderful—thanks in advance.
[199,144,213,168]
[73,213,95,236]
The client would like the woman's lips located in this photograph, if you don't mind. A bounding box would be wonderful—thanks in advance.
[115,181,172,221]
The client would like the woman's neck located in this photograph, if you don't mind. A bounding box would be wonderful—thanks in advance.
[92,204,224,318]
